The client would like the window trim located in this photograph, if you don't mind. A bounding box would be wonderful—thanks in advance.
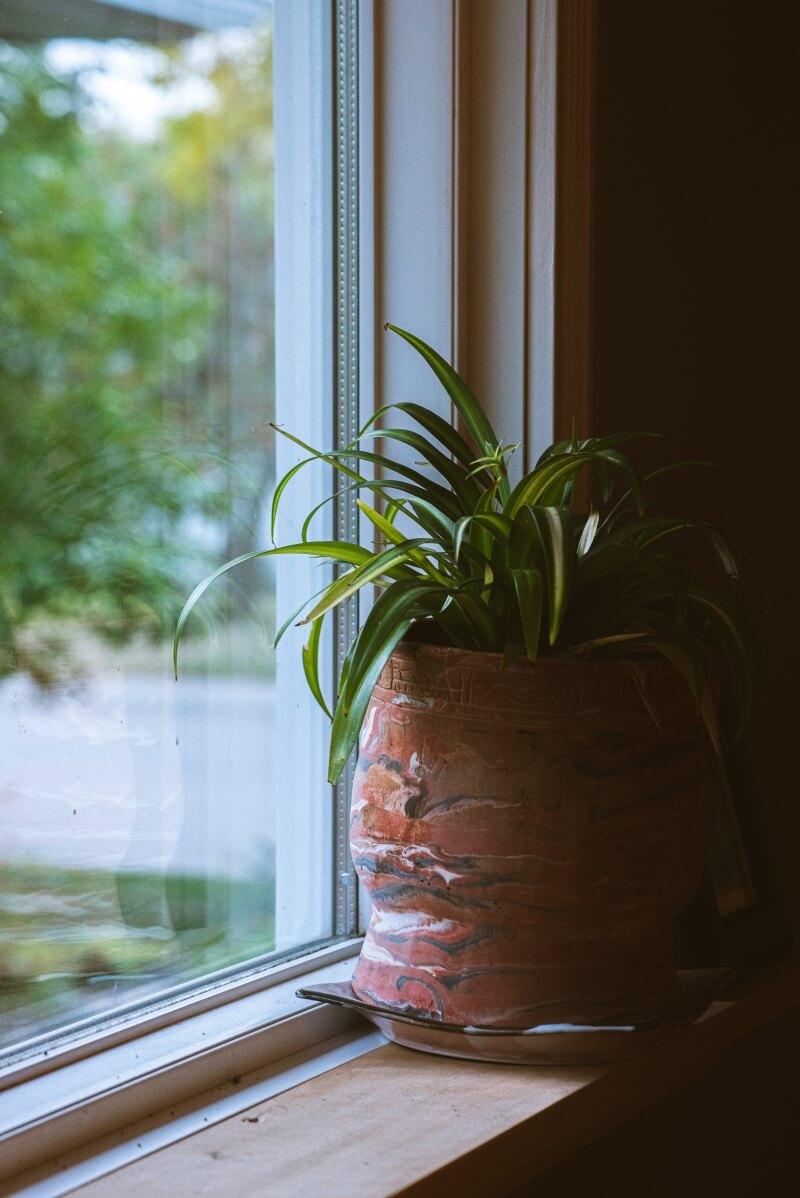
[271,0,360,951]
[272,0,337,951]
[332,0,361,940]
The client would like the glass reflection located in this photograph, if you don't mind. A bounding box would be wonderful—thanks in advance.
[0,1,282,1051]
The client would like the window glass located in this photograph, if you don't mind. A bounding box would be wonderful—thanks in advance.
[0,0,333,1055]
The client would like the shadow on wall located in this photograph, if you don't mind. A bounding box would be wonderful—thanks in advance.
[591,1,800,927]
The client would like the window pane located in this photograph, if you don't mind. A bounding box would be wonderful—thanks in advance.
[0,0,334,1055]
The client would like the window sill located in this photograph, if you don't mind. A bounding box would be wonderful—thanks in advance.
[43,952,800,1198]
[0,943,378,1193]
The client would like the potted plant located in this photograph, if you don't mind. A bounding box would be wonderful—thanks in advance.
[176,324,752,1029]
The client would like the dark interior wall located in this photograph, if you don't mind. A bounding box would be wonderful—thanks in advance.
[504,1006,800,1197]
[592,2,799,928]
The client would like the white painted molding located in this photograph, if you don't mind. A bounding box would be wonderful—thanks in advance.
[370,0,559,475]
[528,0,558,464]
[372,0,457,427]
[357,0,376,933]
[273,0,335,950]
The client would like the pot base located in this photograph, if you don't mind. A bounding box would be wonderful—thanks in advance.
[351,939,683,1029]
[298,968,735,1065]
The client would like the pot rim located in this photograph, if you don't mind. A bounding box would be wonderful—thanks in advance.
[395,633,695,680]
[380,636,712,728]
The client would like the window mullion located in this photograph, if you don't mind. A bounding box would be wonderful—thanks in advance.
[332,0,361,940]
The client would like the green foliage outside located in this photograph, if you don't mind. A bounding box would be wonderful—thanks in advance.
[0,28,275,683]
[0,26,278,1045]
[0,860,275,1049]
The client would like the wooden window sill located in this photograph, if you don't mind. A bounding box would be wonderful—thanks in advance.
[62,955,800,1197]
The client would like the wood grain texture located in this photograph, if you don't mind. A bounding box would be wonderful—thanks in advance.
[73,1044,601,1198]
[71,959,800,1198]
[350,641,714,1027]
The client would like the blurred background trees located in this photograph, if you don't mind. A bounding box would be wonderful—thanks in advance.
[0,26,275,682]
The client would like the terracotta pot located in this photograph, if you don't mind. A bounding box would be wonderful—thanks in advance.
[350,640,714,1028]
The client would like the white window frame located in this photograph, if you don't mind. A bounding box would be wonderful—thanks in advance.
[1,0,361,1061]
[0,1,589,1190]
[272,0,341,954]
[1,0,364,1179]
[274,0,361,950]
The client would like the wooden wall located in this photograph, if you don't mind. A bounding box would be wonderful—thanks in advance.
[588,0,800,932]
[505,1006,800,1196]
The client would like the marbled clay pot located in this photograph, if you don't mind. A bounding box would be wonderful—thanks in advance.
[350,639,715,1028]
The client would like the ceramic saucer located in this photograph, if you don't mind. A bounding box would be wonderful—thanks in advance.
[297,969,736,1065]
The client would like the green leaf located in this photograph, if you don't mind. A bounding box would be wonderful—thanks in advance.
[174,541,371,677]
[337,633,359,701]
[301,480,360,542]
[535,431,660,470]
[453,512,511,564]
[360,427,480,509]
[394,402,488,470]
[270,454,315,543]
[177,352,755,783]
[577,509,600,557]
[270,422,363,483]
[448,588,502,650]
[506,452,594,516]
[324,447,463,519]
[329,578,448,781]
[362,480,460,522]
[511,568,544,662]
[515,506,574,645]
[299,539,432,626]
[328,619,413,783]
[357,499,451,585]
[696,521,741,581]
[302,616,332,719]
[651,550,690,630]
[385,324,501,454]
[508,508,545,574]
[405,498,456,543]
[298,477,459,542]
[610,516,696,550]
[643,636,721,756]
[352,402,397,442]
[507,447,644,517]
[274,580,331,648]
[356,497,406,546]
[556,631,650,657]
[601,460,712,530]
[688,586,753,733]
[535,506,574,645]
[274,436,465,522]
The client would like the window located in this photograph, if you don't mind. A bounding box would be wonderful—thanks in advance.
[1,2,567,1187]
[0,0,358,1066]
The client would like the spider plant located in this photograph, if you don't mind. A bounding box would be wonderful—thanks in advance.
[175,324,753,784]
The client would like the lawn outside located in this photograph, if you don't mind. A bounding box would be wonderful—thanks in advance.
[0,668,277,1050]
